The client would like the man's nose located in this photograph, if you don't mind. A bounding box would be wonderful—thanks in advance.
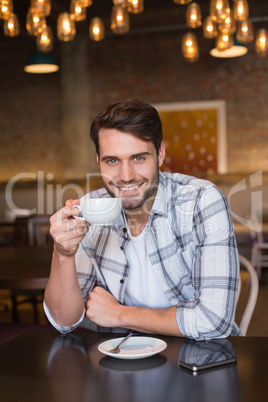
[119,161,135,182]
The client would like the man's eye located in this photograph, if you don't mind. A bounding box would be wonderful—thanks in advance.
[135,156,144,162]
[107,159,117,164]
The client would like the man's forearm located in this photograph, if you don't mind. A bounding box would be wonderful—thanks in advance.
[118,305,183,336]
[44,248,85,326]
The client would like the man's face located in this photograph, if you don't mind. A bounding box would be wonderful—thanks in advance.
[97,128,165,215]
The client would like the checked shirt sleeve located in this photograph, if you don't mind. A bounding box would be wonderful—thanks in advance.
[43,300,85,334]
[176,185,240,341]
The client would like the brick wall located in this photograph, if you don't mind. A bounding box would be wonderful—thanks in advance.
[0,42,63,182]
[89,31,268,174]
[1,16,268,184]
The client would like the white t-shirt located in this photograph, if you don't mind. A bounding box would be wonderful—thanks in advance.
[123,226,172,308]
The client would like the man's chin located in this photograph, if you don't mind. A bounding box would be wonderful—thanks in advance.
[121,200,143,211]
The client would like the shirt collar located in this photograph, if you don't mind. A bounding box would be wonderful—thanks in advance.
[113,210,129,238]
[150,171,168,217]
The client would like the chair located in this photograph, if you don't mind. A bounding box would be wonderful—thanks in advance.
[27,215,52,246]
[0,300,9,312]
[14,216,31,246]
[11,215,51,324]
[236,254,259,336]
[250,230,268,279]
[249,206,268,279]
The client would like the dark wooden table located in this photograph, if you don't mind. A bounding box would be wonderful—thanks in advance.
[0,245,53,290]
[0,329,267,402]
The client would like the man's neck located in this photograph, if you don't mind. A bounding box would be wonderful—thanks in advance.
[124,205,152,237]
[125,217,148,237]
[123,193,156,237]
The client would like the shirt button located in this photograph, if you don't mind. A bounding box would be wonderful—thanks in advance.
[120,279,124,284]
[120,246,123,250]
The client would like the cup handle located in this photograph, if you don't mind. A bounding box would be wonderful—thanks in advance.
[73,205,86,221]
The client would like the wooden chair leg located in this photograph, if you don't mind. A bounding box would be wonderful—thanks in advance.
[11,296,20,323]
[11,294,40,324]
[32,298,39,324]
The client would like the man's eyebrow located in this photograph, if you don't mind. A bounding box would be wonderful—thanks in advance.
[100,152,151,162]
[100,155,117,162]
[132,152,151,158]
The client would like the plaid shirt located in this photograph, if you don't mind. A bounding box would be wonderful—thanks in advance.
[45,171,241,340]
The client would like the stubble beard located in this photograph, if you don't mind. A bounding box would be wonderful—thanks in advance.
[101,167,159,214]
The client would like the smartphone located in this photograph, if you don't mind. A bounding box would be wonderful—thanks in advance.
[179,338,236,373]
[180,356,236,372]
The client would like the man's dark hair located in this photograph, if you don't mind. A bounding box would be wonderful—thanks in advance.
[90,99,163,156]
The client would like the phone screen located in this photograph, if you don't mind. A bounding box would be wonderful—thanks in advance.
[179,338,236,373]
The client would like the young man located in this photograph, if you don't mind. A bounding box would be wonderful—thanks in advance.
[44,99,241,340]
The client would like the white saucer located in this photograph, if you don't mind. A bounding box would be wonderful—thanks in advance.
[98,336,167,360]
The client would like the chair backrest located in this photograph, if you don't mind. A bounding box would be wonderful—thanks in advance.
[14,216,30,246]
[236,254,259,336]
[249,212,264,243]
[27,215,52,246]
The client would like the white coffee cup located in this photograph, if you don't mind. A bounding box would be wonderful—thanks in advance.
[73,198,122,225]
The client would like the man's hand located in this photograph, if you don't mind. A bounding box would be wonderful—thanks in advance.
[50,199,90,257]
[86,287,123,328]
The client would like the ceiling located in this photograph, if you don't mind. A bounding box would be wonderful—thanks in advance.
[1,0,268,46]
[11,0,268,17]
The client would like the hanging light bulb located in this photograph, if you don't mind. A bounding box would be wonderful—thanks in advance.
[182,32,199,62]
[57,12,76,42]
[89,17,105,41]
[218,11,236,34]
[70,0,87,22]
[26,8,46,36]
[216,32,233,51]
[30,0,51,17]
[3,12,19,36]
[37,26,53,52]
[111,5,130,34]
[203,16,217,38]
[113,0,127,5]
[236,20,254,43]
[210,0,230,23]
[173,0,192,4]
[233,0,249,21]
[127,0,143,14]
[0,0,13,20]
[186,2,202,28]
[255,29,268,58]
[79,0,92,6]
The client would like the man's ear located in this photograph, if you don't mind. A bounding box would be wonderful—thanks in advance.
[96,154,99,164]
[158,141,166,167]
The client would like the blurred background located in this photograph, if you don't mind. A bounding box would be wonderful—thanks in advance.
[1,1,268,239]
[1,1,268,179]
[0,1,268,335]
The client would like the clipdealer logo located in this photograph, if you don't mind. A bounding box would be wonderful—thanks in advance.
[4,171,103,217]
[4,169,264,235]
[228,170,263,233]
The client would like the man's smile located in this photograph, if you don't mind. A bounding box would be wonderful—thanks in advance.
[114,182,144,194]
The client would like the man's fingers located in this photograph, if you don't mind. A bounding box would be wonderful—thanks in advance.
[65,217,89,233]
[50,205,80,225]
[65,199,80,207]
[49,201,89,257]
[51,219,89,242]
